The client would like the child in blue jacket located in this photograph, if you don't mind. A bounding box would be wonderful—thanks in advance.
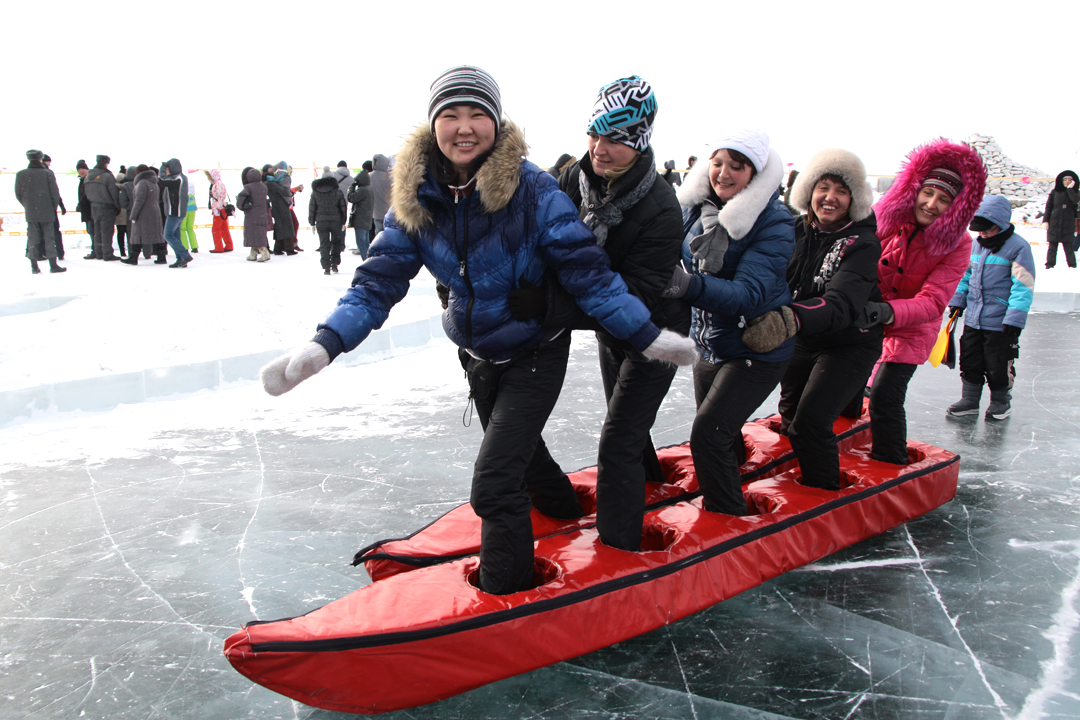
[947,195,1036,420]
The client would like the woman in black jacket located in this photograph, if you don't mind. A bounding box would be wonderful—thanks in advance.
[1044,170,1079,268]
[511,76,690,551]
[742,148,882,490]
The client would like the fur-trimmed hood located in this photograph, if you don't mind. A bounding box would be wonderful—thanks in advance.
[676,147,785,240]
[391,118,528,235]
[789,148,874,222]
[874,138,987,256]
[1054,169,1079,193]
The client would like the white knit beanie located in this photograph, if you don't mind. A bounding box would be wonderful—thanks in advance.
[712,130,770,173]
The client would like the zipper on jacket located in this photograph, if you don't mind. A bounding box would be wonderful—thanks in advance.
[462,196,475,349]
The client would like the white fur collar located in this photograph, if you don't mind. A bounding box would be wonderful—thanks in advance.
[676,148,784,240]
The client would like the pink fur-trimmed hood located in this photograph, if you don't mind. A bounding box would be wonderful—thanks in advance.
[873,138,987,256]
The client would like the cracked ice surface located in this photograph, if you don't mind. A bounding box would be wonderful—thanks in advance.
[2,308,1080,718]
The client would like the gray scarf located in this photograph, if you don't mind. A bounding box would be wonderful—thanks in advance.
[689,201,729,274]
[579,148,656,246]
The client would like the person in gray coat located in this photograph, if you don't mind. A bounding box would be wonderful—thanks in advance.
[347,165,374,258]
[83,154,121,260]
[370,153,392,234]
[236,167,270,261]
[121,166,166,265]
[333,160,354,203]
[14,149,66,274]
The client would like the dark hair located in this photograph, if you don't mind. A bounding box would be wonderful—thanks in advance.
[136,164,149,174]
[687,155,697,166]
[362,160,373,172]
[725,149,757,177]
[816,173,850,192]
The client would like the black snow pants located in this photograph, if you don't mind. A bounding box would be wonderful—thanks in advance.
[778,339,881,490]
[959,325,1017,391]
[691,357,788,515]
[460,333,584,595]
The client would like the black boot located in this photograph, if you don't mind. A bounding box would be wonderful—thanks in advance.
[48,258,67,274]
[121,254,139,266]
[31,259,41,274]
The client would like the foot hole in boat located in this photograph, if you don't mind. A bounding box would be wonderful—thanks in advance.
[907,446,927,464]
[465,556,563,593]
[838,470,862,489]
[764,419,785,435]
[639,523,679,552]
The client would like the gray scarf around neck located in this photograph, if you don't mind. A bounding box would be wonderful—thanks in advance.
[689,201,729,274]
[578,148,656,246]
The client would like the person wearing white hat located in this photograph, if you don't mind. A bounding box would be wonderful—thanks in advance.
[663,130,796,515]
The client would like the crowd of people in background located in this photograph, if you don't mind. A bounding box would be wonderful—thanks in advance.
[12,153,395,272]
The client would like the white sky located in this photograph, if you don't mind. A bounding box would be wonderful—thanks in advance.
[3,0,1079,180]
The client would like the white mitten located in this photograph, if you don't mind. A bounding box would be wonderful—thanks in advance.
[261,342,330,396]
[642,329,699,366]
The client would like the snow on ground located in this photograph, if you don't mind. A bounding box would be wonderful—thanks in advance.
[0,222,1077,472]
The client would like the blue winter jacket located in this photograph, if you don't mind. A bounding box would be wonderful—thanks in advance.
[679,190,796,365]
[950,226,1036,331]
[316,121,659,363]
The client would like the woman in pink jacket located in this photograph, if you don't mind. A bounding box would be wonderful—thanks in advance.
[854,139,986,463]
[203,169,234,253]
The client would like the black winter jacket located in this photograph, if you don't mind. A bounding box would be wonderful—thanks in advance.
[543,150,690,349]
[309,176,347,225]
[266,179,296,240]
[347,171,374,229]
[787,213,884,348]
[1045,170,1080,246]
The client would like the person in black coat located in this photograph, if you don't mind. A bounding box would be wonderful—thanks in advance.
[510,75,690,551]
[266,169,297,255]
[309,172,348,273]
[742,148,883,490]
[1044,170,1079,268]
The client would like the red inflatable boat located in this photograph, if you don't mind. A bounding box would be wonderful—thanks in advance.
[224,412,959,715]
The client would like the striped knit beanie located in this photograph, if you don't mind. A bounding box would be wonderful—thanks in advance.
[921,167,963,199]
[428,66,502,135]
[587,76,657,152]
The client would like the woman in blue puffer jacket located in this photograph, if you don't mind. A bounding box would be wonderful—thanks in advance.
[663,130,796,515]
[259,66,697,595]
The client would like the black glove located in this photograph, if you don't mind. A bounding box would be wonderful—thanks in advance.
[854,301,894,329]
[508,277,546,320]
[1001,325,1021,341]
[435,282,449,310]
[1002,324,1021,359]
[949,306,964,318]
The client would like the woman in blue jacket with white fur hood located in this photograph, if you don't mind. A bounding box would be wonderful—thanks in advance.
[260,66,697,595]
[947,194,1035,420]
[664,130,795,515]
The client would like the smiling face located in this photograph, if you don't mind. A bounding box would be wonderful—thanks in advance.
[587,134,640,177]
[433,104,496,182]
[708,149,755,202]
[913,186,954,227]
[810,176,852,227]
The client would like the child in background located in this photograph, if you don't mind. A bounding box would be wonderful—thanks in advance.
[181,185,199,253]
[946,194,1036,421]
